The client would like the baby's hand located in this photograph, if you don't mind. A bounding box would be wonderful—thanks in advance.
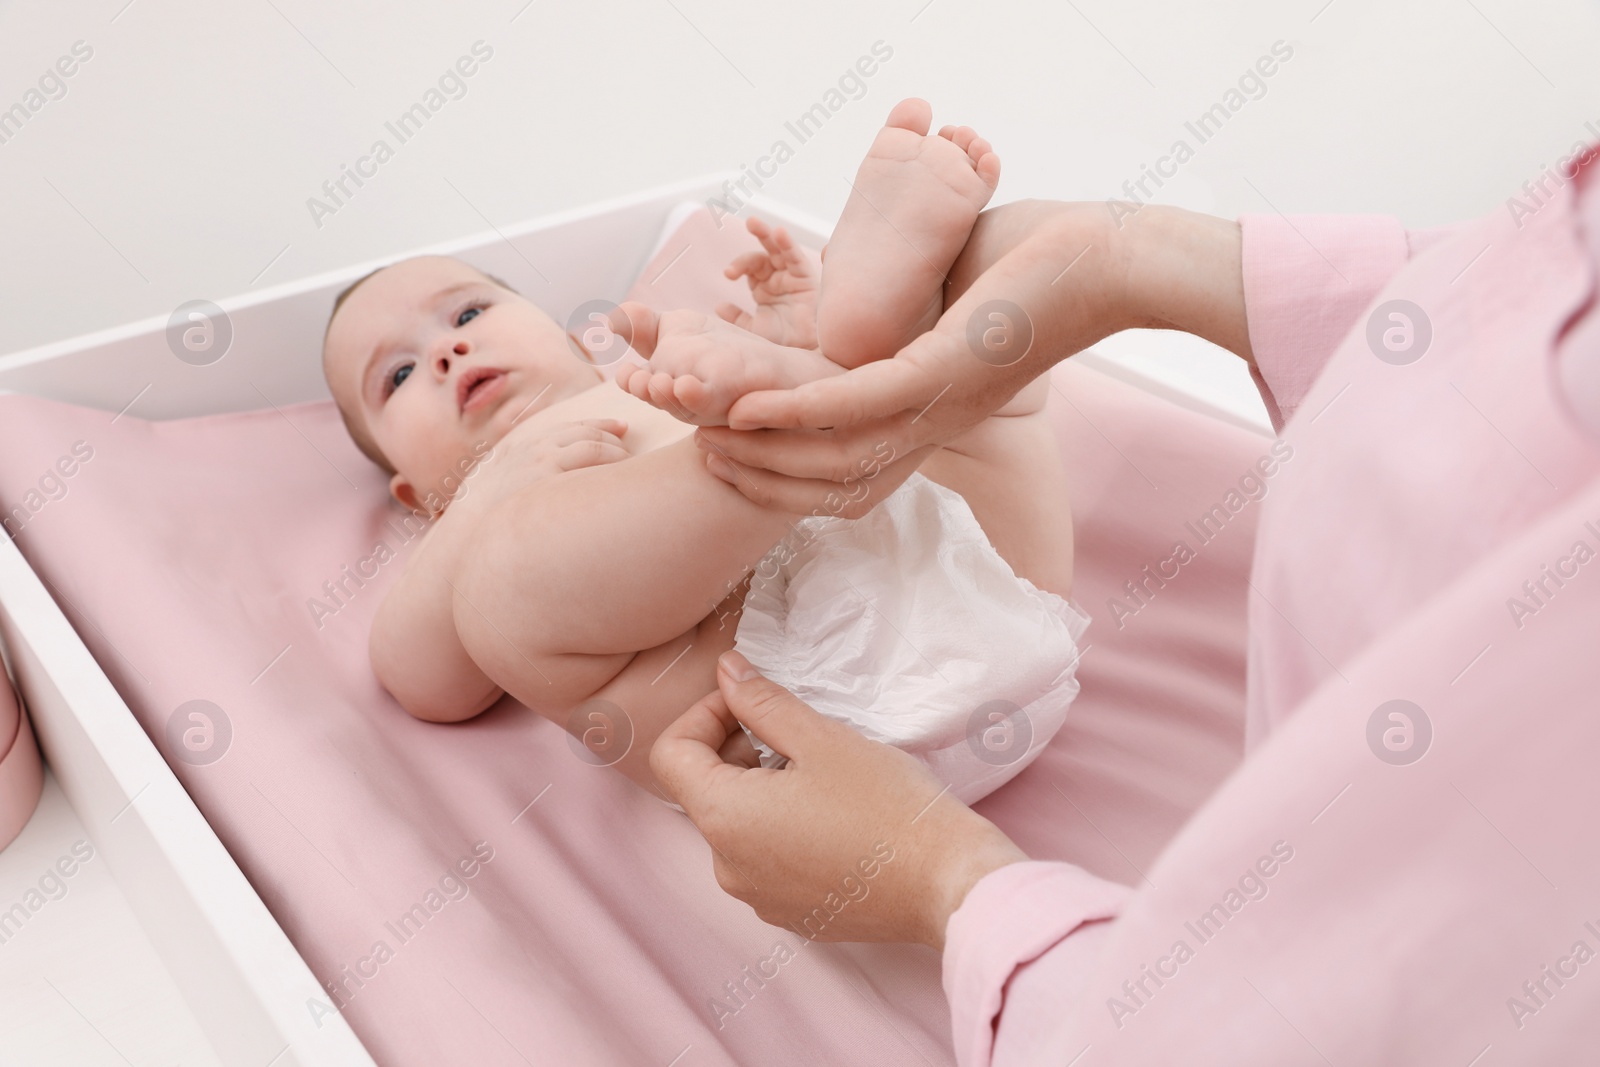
[476,418,632,499]
[717,218,819,350]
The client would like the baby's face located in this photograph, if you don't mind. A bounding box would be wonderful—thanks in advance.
[323,256,600,511]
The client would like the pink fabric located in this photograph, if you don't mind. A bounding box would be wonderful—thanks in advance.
[1240,214,1409,430]
[0,211,1272,1064]
[946,155,1600,1062]
[0,661,17,760]
[0,669,42,853]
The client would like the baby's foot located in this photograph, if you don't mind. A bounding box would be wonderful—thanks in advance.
[717,217,820,350]
[817,98,1001,368]
[611,303,841,426]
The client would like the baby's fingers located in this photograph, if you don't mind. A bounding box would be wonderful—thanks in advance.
[557,438,630,471]
[549,420,627,447]
[758,223,795,262]
[723,250,774,284]
[715,302,752,330]
[749,220,806,271]
[575,417,628,436]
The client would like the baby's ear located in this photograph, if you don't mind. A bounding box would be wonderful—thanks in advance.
[389,473,427,515]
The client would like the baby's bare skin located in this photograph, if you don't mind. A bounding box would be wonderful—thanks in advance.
[613,97,1003,429]
[820,98,1000,366]
[321,102,1072,797]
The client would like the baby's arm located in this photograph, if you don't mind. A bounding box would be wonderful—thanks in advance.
[372,417,639,723]
[371,513,503,723]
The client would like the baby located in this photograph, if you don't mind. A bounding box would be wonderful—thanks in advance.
[321,99,1086,802]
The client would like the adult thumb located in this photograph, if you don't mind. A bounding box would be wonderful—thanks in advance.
[716,650,846,762]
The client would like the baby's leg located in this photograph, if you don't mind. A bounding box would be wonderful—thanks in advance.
[816,98,1000,369]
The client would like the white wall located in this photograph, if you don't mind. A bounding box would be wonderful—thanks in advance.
[2,0,1597,425]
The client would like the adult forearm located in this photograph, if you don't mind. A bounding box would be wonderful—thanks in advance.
[938,202,1253,386]
[695,202,1255,517]
[1118,204,1254,363]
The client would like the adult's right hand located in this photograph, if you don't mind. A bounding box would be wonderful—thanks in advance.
[652,650,1028,949]
[695,329,1012,519]
[692,202,1254,517]
[695,201,1129,516]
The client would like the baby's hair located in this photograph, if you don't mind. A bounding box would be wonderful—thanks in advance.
[324,260,518,476]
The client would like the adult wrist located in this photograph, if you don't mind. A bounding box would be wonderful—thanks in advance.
[1117,204,1254,363]
[922,809,1029,951]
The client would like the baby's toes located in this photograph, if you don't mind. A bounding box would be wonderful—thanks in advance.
[937,124,998,188]
[884,97,932,135]
[971,142,1001,189]
[673,375,732,426]
[646,371,681,412]
[942,124,976,152]
[617,364,650,403]
[672,375,710,414]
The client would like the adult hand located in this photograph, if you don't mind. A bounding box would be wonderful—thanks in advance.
[694,201,1121,514]
[692,201,1254,515]
[652,650,1028,950]
[692,329,1004,518]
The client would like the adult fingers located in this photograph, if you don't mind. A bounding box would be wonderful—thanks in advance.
[695,423,906,483]
[712,651,857,762]
[717,727,763,770]
[697,451,857,513]
[706,448,933,519]
[697,437,936,517]
[725,355,939,431]
[651,685,747,817]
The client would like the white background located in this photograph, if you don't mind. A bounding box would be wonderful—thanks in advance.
[0,4,1596,1061]
[1,0,1598,421]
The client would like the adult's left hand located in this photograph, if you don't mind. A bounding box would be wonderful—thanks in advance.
[651,650,1027,949]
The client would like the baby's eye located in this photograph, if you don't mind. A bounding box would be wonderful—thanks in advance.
[456,305,483,327]
[387,363,414,396]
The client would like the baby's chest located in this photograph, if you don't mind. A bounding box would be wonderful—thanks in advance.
[539,388,697,456]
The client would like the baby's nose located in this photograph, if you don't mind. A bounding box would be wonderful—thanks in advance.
[432,340,470,375]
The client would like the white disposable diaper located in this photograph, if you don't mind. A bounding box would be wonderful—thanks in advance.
[734,472,1089,804]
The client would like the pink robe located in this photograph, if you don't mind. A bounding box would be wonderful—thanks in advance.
[945,146,1600,1063]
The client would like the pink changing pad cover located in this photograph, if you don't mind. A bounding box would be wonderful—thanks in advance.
[0,211,1267,1065]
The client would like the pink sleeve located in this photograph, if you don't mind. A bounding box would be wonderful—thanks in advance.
[942,862,1129,1067]
[944,480,1600,1064]
[1238,214,1410,430]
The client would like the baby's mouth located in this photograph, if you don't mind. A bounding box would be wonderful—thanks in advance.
[457,368,506,414]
